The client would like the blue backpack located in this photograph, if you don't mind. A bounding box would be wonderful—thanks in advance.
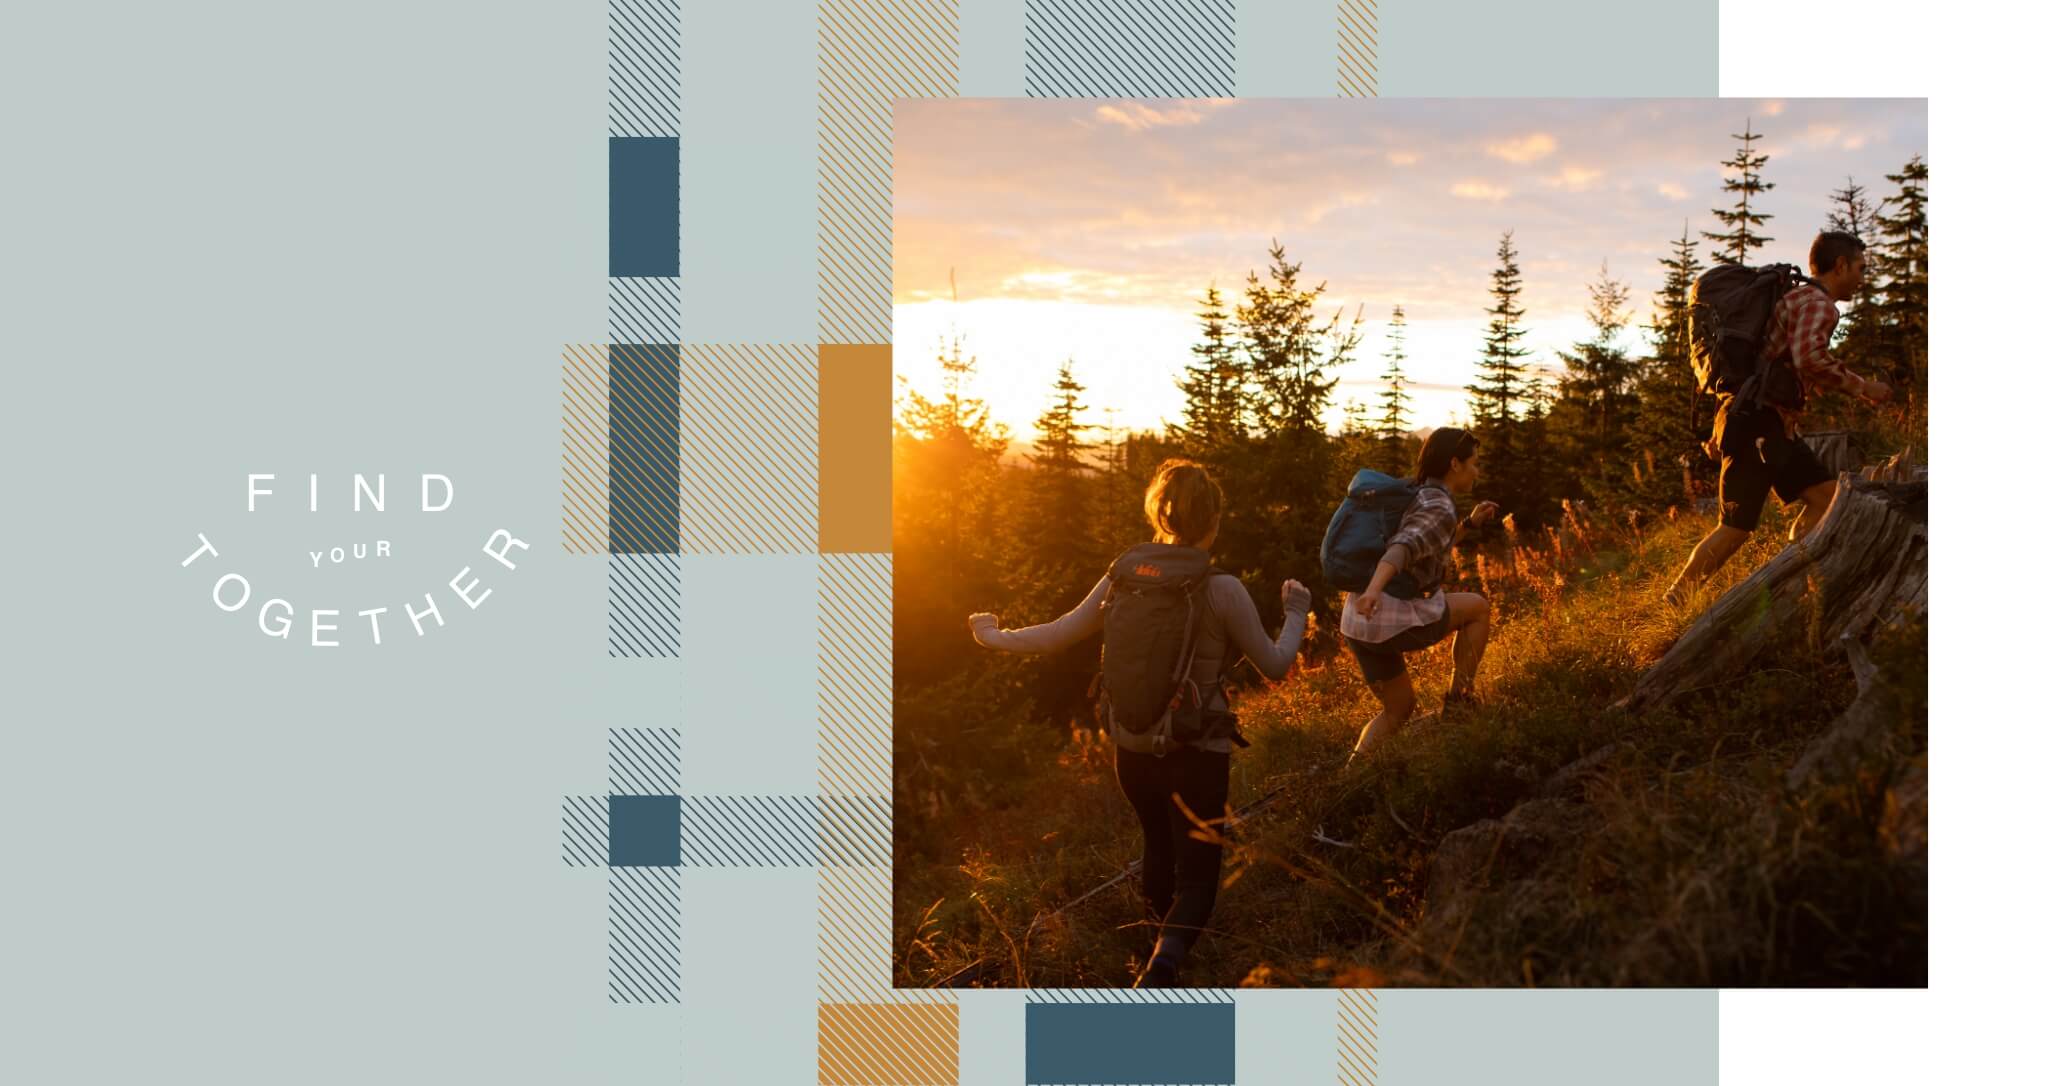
[1319,469,1445,598]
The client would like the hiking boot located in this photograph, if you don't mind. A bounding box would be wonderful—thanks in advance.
[1442,688,1480,719]
[1134,953,1181,988]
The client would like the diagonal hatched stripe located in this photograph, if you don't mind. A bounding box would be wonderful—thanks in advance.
[678,795,818,866]
[607,553,682,657]
[608,0,681,137]
[608,727,682,796]
[817,1002,960,1086]
[1024,0,1237,98]
[1336,988,1379,1086]
[820,865,951,1006]
[1336,0,1379,97]
[818,554,892,799]
[1024,988,1236,1004]
[817,0,960,344]
[561,344,611,555]
[676,344,819,554]
[607,866,682,1003]
[562,795,611,867]
[608,276,682,344]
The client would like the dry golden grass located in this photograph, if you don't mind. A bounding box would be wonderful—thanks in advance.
[894,500,1927,988]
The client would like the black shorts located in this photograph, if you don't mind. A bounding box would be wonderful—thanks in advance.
[1714,403,1836,532]
[1343,606,1456,683]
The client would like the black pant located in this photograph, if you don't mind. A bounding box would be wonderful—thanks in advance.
[1713,401,1834,531]
[1114,746,1231,953]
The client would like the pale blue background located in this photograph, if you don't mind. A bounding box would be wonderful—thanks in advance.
[0,0,1716,1082]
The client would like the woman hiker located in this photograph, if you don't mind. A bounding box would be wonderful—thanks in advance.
[967,459,1309,987]
[1341,427,1499,763]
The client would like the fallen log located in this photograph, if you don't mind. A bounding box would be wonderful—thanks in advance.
[1802,430,1862,476]
[1626,474,1927,711]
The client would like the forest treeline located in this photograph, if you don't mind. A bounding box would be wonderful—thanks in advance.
[893,134,1928,730]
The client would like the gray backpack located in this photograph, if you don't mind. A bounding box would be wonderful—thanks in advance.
[1092,543,1245,756]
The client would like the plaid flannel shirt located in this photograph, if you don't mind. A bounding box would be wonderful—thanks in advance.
[1761,283,1862,429]
[1339,484,1457,644]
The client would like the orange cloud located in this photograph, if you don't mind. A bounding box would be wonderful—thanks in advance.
[1488,132,1557,163]
[1452,181,1511,202]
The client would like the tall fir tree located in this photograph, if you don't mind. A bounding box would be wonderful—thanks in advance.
[1235,240,1353,439]
[1703,120,1776,266]
[1376,304,1414,473]
[1825,176,1884,373]
[1232,241,1359,624]
[1873,155,1929,401]
[1029,359,1097,564]
[1466,231,1534,516]
[1551,262,1639,504]
[1171,283,1248,455]
[1625,225,1707,508]
[892,332,1013,686]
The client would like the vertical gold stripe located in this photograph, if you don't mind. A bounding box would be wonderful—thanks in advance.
[816,344,893,553]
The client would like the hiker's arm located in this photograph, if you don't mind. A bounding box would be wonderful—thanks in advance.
[1450,501,1500,546]
[1214,577,1308,681]
[968,575,1110,654]
[1785,292,1878,400]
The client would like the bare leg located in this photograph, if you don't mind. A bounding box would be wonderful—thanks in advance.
[1441,592,1491,697]
[1347,673,1415,765]
[1668,524,1751,597]
[1789,478,1838,543]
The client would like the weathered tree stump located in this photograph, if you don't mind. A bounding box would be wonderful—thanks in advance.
[1627,474,1927,710]
[1802,431,1863,476]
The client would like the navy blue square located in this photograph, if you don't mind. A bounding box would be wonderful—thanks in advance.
[608,794,681,867]
[609,137,679,277]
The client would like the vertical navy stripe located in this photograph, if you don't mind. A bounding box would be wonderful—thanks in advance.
[608,344,680,554]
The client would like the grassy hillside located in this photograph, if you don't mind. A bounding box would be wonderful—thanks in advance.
[893,501,1928,988]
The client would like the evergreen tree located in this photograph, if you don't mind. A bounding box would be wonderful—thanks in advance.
[1825,176,1884,373]
[1873,155,1929,400]
[1703,120,1776,266]
[1516,372,1561,525]
[1466,231,1534,516]
[1551,262,1639,504]
[1626,225,1707,508]
[1031,360,1091,469]
[1376,305,1414,473]
[1171,283,1248,455]
[892,332,1013,686]
[1236,240,1353,439]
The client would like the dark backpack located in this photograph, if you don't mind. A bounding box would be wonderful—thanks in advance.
[1092,543,1244,756]
[1319,469,1446,598]
[1687,263,1811,422]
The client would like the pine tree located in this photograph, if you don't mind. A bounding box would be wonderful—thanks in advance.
[1626,225,1707,509]
[892,332,1013,686]
[1235,240,1353,439]
[1376,305,1414,473]
[1021,360,1104,716]
[1825,176,1883,373]
[1703,120,1775,266]
[1032,358,1098,477]
[1873,155,1929,400]
[1551,262,1639,504]
[1466,231,1533,515]
[1171,283,1248,455]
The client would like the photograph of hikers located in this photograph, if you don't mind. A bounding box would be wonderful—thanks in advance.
[890,98,1927,989]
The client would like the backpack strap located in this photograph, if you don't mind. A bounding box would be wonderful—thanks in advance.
[1146,567,1214,756]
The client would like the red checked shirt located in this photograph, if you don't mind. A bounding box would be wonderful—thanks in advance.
[1760,283,1863,431]
[1339,484,1456,644]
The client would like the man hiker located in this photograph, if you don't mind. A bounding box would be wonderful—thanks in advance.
[1664,230,1895,603]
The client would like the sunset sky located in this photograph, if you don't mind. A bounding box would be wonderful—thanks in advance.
[892,98,1927,443]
